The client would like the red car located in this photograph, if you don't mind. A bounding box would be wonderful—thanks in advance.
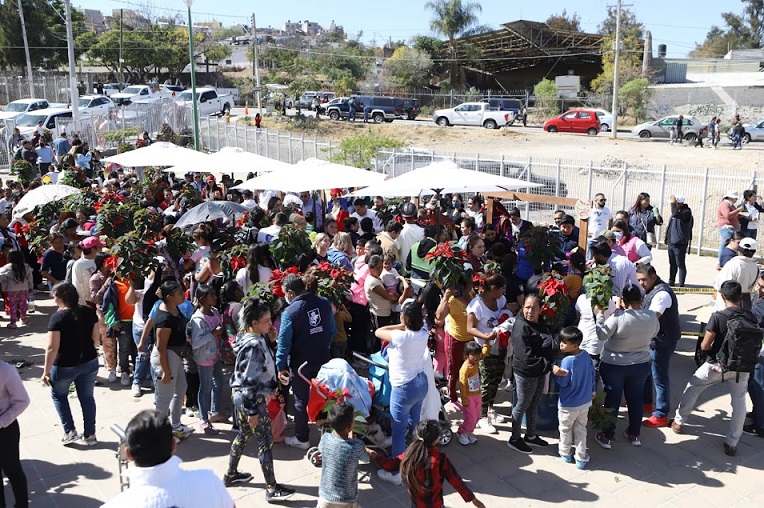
[543,109,600,135]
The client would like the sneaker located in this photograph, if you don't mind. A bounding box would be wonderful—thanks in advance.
[504,382,513,392]
[559,453,574,463]
[107,370,117,383]
[444,401,463,413]
[724,443,737,456]
[488,409,507,423]
[223,470,252,487]
[457,432,471,445]
[477,417,497,434]
[284,435,310,449]
[506,437,533,454]
[265,484,295,503]
[209,412,231,424]
[742,424,763,437]
[467,433,477,444]
[172,423,194,440]
[524,435,549,447]
[377,470,402,485]
[595,432,612,450]
[131,384,142,398]
[83,434,97,446]
[576,454,590,470]
[200,422,219,436]
[670,420,684,434]
[120,372,131,386]
[186,406,199,418]
[623,430,641,446]
[642,415,669,428]
[61,429,79,446]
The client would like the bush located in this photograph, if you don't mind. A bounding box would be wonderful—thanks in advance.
[618,78,652,123]
[329,128,404,169]
[534,79,559,118]
[10,160,36,185]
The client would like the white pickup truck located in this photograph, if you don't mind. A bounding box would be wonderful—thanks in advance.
[0,98,67,122]
[111,85,174,106]
[432,102,515,129]
[175,88,233,116]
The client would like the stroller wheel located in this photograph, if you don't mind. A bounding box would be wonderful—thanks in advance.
[308,447,322,467]
[438,428,453,446]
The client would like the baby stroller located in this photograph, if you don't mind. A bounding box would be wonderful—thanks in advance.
[353,351,453,446]
[111,423,130,492]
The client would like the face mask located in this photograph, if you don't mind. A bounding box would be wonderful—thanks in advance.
[452,202,460,208]
[614,232,624,241]
[285,292,293,305]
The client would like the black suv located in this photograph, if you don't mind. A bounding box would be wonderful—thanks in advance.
[479,97,524,125]
[326,95,398,123]
[393,98,420,120]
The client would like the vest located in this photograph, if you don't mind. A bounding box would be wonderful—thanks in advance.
[282,292,334,369]
[409,240,435,281]
[643,280,680,349]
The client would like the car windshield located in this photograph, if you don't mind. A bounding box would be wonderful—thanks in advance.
[14,113,43,126]
[122,86,143,94]
[177,91,193,101]
[3,103,29,112]
[77,98,91,107]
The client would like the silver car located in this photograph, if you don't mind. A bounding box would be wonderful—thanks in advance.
[742,119,764,143]
[632,115,705,142]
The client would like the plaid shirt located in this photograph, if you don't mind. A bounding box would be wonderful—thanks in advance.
[375,446,475,508]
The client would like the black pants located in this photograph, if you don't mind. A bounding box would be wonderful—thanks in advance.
[0,420,28,508]
[39,162,50,176]
[348,302,370,355]
[668,243,688,286]
[184,371,200,409]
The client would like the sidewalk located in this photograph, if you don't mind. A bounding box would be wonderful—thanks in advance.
[1,249,762,507]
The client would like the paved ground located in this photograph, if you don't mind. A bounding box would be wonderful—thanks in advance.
[2,249,763,507]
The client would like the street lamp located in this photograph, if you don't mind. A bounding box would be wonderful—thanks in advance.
[185,0,201,151]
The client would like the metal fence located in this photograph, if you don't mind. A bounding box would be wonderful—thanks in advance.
[374,148,758,256]
[0,74,81,105]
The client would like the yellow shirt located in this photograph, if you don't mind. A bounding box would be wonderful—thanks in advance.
[459,360,481,404]
[445,296,471,342]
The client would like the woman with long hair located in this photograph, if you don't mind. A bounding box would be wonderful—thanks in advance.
[435,278,476,409]
[236,243,274,295]
[611,220,653,266]
[0,250,32,328]
[465,236,486,273]
[42,282,100,445]
[312,233,331,264]
[628,192,663,247]
[418,276,447,376]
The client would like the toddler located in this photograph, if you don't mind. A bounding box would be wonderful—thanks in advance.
[381,253,402,313]
[317,401,365,508]
[458,341,483,445]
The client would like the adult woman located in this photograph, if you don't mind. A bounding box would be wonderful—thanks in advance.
[717,190,744,263]
[225,299,295,499]
[236,243,274,295]
[628,192,662,247]
[436,279,475,408]
[594,285,660,448]
[465,236,486,273]
[506,294,556,454]
[347,244,381,357]
[183,225,212,286]
[151,280,194,439]
[0,358,29,507]
[324,219,339,241]
[195,246,222,287]
[42,282,100,445]
[611,220,652,266]
[741,189,764,239]
[266,196,282,214]
[365,255,411,337]
[466,274,509,434]
[312,233,331,264]
[40,233,67,289]
[374,302,429,484]
[457,218,476,251]
[720,231,745,268]
[327,232,354,270]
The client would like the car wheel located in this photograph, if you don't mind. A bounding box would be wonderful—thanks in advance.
[639,130,651,139]
[372,113,384,124]
[745,133,752,143]
[547,126,558,133]
[684,133,696,142]
[483,119,497,129]
[329,110,339,121]
[436,117,449,127]
[600,123,609,132]
[587,127,598,136]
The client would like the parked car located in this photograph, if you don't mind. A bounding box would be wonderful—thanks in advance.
[111,85,173,106]
[543,109,600,135]
[0,98,65,122]
[631,115,704,142]
[479,97,523,124]
[14,108,72,137]
[393,97,420,120]
[100,83,122,96]
[297,91,335,110]
[175,87,233,116]
[742,118,764,143]
[432,102,514,129]
[77,95,115,116]
[326,95,398,123]
[592,109,614,132]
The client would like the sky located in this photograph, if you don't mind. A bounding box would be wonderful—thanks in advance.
[73,0,732,58]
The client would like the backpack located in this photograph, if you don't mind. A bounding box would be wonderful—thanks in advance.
[717,312,763,382]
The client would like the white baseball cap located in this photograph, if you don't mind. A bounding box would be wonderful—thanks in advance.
[674,195,686,204]
[739,238,757,251]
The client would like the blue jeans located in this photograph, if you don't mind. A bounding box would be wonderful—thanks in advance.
[600,361,651,438]
[644,343,676,418]
[132,321,151,387]
[390,371,428,457]
[49,357,99,436]
[748,355,764,429]
[668,243,688,285]
[197,361,223,422]
[746,229,758,240]
[719,227,734,262]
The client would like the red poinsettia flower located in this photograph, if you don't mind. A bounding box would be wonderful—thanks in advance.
[104,256,119,272]
[230,256,246,272]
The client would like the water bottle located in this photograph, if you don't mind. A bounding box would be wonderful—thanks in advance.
[27,295,35,313]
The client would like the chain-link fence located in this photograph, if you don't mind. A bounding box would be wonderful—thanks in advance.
[0,74,80,105]
[374,147,758,256]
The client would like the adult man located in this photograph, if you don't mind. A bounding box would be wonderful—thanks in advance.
[20,141,37,166]
[671,281,757,456]
[553,210,566,227]
[665,194,693,287]
[73,237,103,306]
[372,195,386,213]
[257,212,288,244]
[276,275,336,449]
[101,409,234,508]
[240,190,257,210]
[746,274,764,437]
[397,202,424,276]
[407,225,438,282]
[591,236,637,297]
[638,265,680,428]
[351,198,382,232]
[52,131,71,165]
[508,207,532,240]
[588,193,612,257]
[466,195,485,231]
[376,222,402,260]
[299,191,323,230]
[714,237,759,310]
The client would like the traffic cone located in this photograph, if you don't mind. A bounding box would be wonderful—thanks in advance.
[244,102,249,115]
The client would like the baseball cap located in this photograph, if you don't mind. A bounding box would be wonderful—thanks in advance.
[80,236,105,250]
[740,238,757,251]
[330,188,343,197]
[601,230,616,241]
[723,190,740,200]
[674,195,686,203]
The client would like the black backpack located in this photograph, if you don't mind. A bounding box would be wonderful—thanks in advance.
[717,312,763,382]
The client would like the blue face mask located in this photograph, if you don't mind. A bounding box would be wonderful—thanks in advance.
[614,231,624,241]
[452,202,461,209]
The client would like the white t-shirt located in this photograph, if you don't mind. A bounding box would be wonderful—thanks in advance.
[648,291,672,316]
[235,265,272,294]
[387,328,428,386]
[72,257,96,306]
[588,206,612,238]
[351,209,383,232]
[576,294,616,356]
[241,198,258,210]
[131,279,149,328]
[466,295,507,345]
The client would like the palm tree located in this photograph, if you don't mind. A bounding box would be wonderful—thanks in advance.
[425,0,483,90]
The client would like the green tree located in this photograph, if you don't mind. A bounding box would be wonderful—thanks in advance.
[691,0,764,57]
[534,78,559,118]
[0,0,86,70]
[590,7,644,94]
[618,78,651,122]
[425,0,483,90]
[382,46,434,89]
[330,129,404,169]
[412,34,446,76]
[546,9,582,31]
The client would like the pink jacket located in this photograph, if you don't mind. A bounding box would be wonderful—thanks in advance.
[350,261,370,306]
[717,200,740,229]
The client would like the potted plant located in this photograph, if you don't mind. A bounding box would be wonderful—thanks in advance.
[537,274,569,331]
[10,160,35,185]
[583,265,615,310]
[424,242,473,290]
[309,261,355,305]
[108,232,159,281]
[518,225,563,274]
[270,224,312,269]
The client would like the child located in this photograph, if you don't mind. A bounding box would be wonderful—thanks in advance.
[669,125,677,145]
[0,250,33,328]
[331,301,352,360]
[381,253,402,314]
[369,420,486,508]
[458,341,483,445]
[553,326,595,469]
[317,401,365,508]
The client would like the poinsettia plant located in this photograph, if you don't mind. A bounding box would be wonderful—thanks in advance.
[537,274,569,331]
[269,266,302,298]
[219,244,249,283]
[109,231,159,280]
[246,281,287,321]
[583,265,615,311]
[10,160,36,185]
[179,185,203,209]
[589,391,618,430]
[96,201,138,240]
[425,242,472,290]
[63,190,100,213]
[133,207,164,242]
[270,224,312,269]
[308,261,355,305]
[518,225,563,274]
[59,167,90,189]
[22,200,63,256]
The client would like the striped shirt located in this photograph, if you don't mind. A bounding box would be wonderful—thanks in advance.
[318,432,365,503]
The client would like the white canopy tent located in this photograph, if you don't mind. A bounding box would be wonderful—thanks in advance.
[232,157,385,192]
[162,146,294,179]
[102,142,212,167]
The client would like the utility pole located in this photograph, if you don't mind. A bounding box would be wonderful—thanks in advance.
[610,0,631,139]
[251,13,262,115]
[119,9,124,85]
[64,0,79,125]
[16,0,34,97]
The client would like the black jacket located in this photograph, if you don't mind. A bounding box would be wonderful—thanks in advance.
[511,315,557,377]
[665,202,693,246]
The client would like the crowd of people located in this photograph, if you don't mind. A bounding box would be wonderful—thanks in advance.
[0,149,763,508]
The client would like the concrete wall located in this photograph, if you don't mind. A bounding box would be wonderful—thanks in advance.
[648,86,764,125]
